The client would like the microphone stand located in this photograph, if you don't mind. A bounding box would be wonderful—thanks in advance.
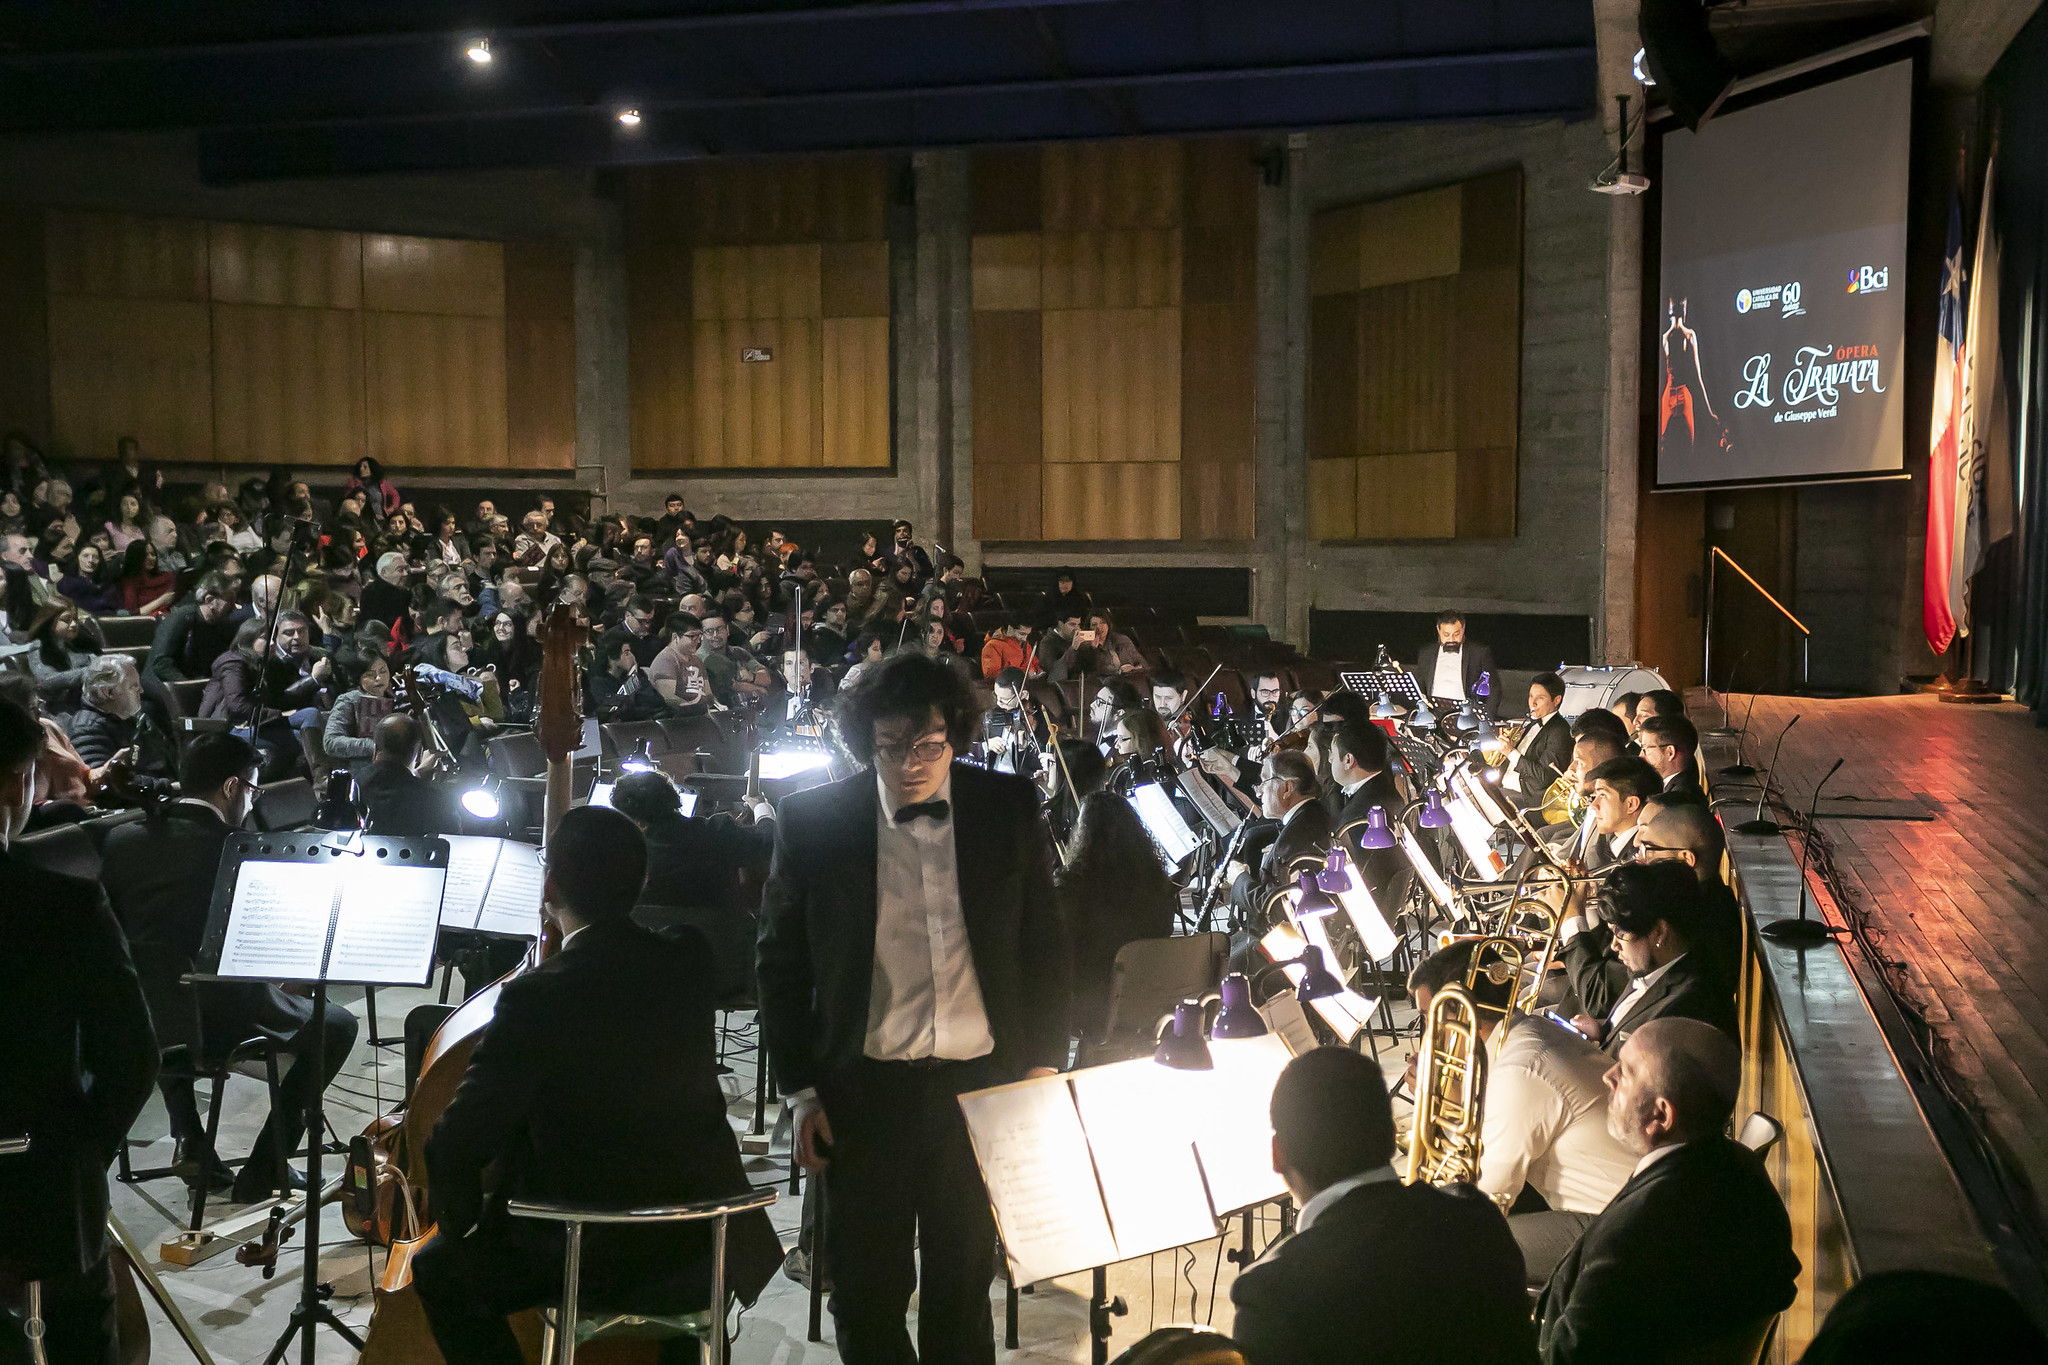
[1760,757,1846,945]
[1732,714,1799,835]
[1720,685,1766,779]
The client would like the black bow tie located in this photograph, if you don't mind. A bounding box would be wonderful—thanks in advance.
[894,799,951,824]
[1440,644,1462,654]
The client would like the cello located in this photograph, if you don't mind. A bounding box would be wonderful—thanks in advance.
[352,603,587,1365]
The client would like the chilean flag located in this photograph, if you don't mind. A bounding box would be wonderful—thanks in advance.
[1922,184,1967,655]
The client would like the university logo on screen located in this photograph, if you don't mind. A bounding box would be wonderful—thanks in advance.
[1734,341,1887,424]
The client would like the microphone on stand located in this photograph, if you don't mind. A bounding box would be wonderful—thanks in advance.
[1761,757,1846,944]
[1732,714,1799,834]
[1720,685,1767,779]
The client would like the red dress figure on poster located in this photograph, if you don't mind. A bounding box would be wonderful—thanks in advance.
[1660,298,1725,453]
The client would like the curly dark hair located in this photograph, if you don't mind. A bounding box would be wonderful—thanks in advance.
[834,648,975,764]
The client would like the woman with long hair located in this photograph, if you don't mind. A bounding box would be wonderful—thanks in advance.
[105,487,148,553]
[117,539,177,616]
[52,541,115,617]
[1057,791,1179,1043]
[343,455,402,518]
[27,599,103,714]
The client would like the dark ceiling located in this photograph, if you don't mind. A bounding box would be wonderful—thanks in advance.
[0,1,1601,182]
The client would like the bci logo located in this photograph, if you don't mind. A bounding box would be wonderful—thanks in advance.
[1847,266,1889,294]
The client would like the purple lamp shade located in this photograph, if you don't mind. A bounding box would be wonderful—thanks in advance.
[1475,670,1492,699]
[1418,790,1453,829]
[1453,701,1479,733]
[1154,1000,1215,1070]
[1316,846,1351,893]
[1292,946,1345,1002]
[1293,871,1339,919]
[1356,805,1396,850]
[1411,697,1438,730]
[1211,694,1231,719]
[1211,973,1269,1039]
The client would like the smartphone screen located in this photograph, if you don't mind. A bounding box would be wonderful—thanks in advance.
[1544,1009,1590,1041]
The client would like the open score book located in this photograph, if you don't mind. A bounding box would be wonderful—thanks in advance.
[213,854,445,987]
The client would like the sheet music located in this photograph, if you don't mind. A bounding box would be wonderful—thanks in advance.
[1333,874,1399,963]
[1175,768,1241,836]
[1195,1036,1294,1215]
[1460,768,1514,830]
[1069,1062,1217,1259]
[476,843,545,938]
[1130,782,1201,869]
[323,862,445,985]
[958,1077,1120,1286]
[1447,794,1507,881]
[216,860,337,980]
[1255,994,1322,1057]
[1402,828,1459,916]
[1295,912,1379,1041]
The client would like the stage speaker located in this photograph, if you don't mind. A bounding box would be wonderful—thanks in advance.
[1639,0,1736,130]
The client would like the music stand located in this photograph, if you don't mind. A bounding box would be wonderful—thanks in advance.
[1338,670,1426,710]
[192,832,449,1365]
[1175,767,1242,837]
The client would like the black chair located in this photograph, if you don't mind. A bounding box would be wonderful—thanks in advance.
[96,615,161,651]
[253,777,318,831]
[12,822,102,881]
[1082,933,1231,1066]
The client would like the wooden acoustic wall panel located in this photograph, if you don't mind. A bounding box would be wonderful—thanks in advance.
[690,319,820,468]
[208,223,361,309]
[1357,277,1455,456]
[1182,459,1255,541]
[503,242,577,471]
[1040,308,1180,466]
[1356,452,1457,540]
[972,234,1042,313]
[1182,300,1255,539]
[45,211,208,301]
[362,236,504,316]
[971,310,1041,540]
[822,241,890,319]
[822,317,890,468]
[1307,293,1360,461]
[692,245,823,321]
[628,244,694,471]
[365,312,507,468]
[0,207,51,445]
[47,296,213,464]
[1306,457,1357,541]
[974,462,1043,542]
[1042,140,1184,231]
[210,304,365,467]
[1040,230,1181,310]
[1040,462,1180,540]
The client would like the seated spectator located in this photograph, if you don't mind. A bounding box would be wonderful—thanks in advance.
[1230,1046,1535,1365]
[323,647,394,773]
[1562,862,1737,1053]
[587,634,670,721]
[699,606,774,707]
[198,618,305,780]
[146,513,186,576]
[117,539,177,617]
[1536,1019,1799,1364]
[1409,942,1637,1287]
[979,613,1039,681]
[343,455,403,518]
[412,630,504,754]
[1059,791,1178,1043]
[1086,610,1144,678]
[55,542,121,617]
[512,510,561,567]
[105,487,148,553]
[360,551,412,631]
[67,654,170,776]
[27,600,104,716]
[0,488,24,537]
[0,673,94,815]
[143,572,238,685]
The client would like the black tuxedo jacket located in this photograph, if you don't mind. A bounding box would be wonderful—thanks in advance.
[426,919,781,1307]
[1662,765,1703,796]
[361,758,465,836]
[1599,952,1739,1056]
[0,849,157,1279]
[1414,639,1501,715]
[1537,1137,1798,1364]
[1232,1179,1535,1365]
[1516,713,1576,798]
[1261,799,1333,886]
[756,762,1068,1096]
[100,803,319,1052]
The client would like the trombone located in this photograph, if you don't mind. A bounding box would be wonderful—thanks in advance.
[1405,982,1487,1189]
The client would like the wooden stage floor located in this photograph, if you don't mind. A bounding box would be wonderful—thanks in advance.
[1720,692,2048,1239]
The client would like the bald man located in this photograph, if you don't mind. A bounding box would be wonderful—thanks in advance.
[1536,1019,1798,1365]
[360,712,462,836]
[1635,794,1740,994]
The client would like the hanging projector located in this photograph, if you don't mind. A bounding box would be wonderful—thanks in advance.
[1591,93,1651,196]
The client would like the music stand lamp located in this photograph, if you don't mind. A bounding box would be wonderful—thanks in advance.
[1417,791,1452,829]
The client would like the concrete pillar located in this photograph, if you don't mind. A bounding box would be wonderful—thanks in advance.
[912,149,972,563]
[1600,189,1643,664]
[574,197,630,515]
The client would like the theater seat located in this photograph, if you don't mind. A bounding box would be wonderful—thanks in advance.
[13,822,102,881]
[254,777,318,832]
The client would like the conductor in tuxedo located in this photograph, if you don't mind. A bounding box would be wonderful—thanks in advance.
[1413,609,1500,717]
[414,806,782,1365]
[1537,1019,1798,1364]
[100,732,359,1203]
[1,699,158,1365]
[1230,1046,1535,1365]
[758,651,1068,1365]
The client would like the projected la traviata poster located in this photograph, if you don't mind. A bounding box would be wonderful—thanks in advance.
[1656,60,1910,489]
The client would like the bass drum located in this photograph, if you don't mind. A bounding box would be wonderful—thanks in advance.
[1554,665,1671,721]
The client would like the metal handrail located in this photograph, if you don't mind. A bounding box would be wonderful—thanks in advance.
[1704,546,1811,690]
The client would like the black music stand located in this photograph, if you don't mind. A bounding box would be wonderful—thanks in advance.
[1338,670,1427,710]
[192,832,449,1365]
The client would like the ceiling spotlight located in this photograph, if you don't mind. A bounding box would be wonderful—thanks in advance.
[616,108,642,127]
[465,36,492,65]
[1633,47,1655,86]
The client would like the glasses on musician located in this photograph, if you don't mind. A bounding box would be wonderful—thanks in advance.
[875,736,950,766]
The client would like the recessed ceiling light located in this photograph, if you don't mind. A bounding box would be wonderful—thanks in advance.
[466,36,492,64]
[616,108,643,127]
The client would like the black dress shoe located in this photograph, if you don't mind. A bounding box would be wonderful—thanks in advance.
[231,1164,308,1203]
[172,1143,236,1192]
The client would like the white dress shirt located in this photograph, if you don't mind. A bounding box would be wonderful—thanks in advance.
[1630,1140,1687,1180]
[864,770,996,1063]
[1607,952,1685,1031]
[1293,1164,1400,1232]
[1478,1017,1638,1214]
[1431,647,1466,700]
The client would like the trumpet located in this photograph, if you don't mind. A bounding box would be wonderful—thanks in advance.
[1405,982,1488,1189]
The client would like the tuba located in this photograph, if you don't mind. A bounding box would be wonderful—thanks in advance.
[1404,983,1488,1190]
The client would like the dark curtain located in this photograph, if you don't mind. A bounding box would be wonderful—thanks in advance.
[1987,7,2048,721]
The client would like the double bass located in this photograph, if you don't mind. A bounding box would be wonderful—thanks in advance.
[353,604,586,1365]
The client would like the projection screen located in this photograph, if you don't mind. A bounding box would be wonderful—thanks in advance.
[1655,59,1912,489]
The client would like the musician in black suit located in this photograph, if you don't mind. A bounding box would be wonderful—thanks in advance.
[414,806,781,1365]
[1413,609,1500,717]
[0,698,158,1365]
[1325,719,1404,902]
[359,712,464,837]
[100,733,360,1203]
[1537,1019,1798,1364]
[1636,714,1702,795]
[1560,863,1738,1055]
[1231,1046,1535,1365]
[1634,794,1741,997]
[757,651,1067,1365]
[1229,749,1332,930]
[1507,673,1576,809]
[611,768,775,999]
